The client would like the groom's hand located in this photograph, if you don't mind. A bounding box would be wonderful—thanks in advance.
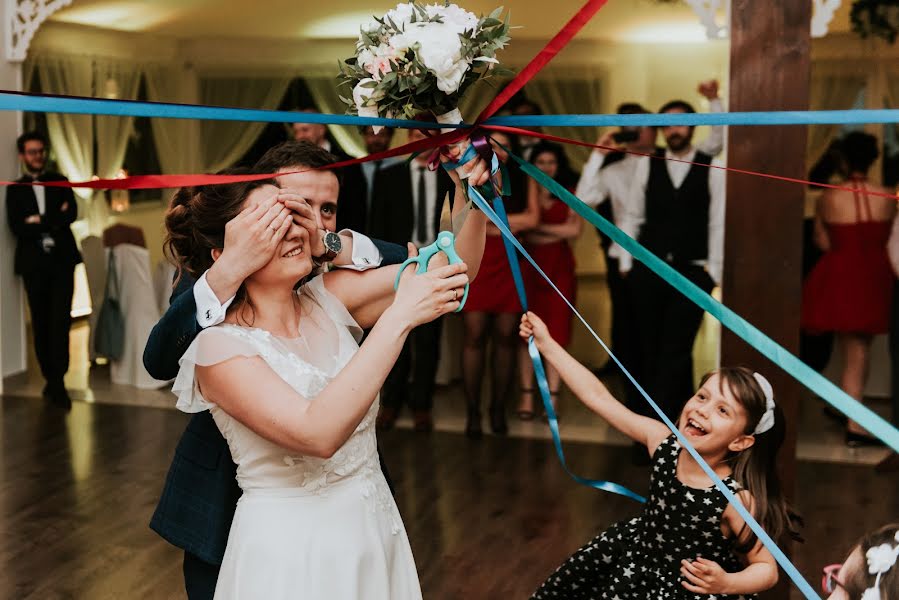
[206,194,291,303]
[278,189,327,258]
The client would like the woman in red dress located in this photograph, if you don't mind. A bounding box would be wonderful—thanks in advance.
[462,132,539,438]
[801,132,896,445]
[517,143,581,418]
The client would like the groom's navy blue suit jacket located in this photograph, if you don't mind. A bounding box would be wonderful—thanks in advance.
[146,240,406,566]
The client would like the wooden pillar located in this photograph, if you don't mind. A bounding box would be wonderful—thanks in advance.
[722,3,810,598]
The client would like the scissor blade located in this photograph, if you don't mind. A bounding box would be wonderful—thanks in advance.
[438,191,453,233]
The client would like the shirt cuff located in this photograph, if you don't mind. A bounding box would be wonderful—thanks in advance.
[338,229,383,271]
[193,271,235,329]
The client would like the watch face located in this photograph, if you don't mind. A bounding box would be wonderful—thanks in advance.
[324,231,342,253]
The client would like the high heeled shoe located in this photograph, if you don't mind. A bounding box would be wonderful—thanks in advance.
[516,388,536,421]
[846,430,886,448]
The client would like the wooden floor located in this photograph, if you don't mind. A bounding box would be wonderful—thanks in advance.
[0,395,896,600]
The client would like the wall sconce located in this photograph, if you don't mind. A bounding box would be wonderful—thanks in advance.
[110,168,129,213]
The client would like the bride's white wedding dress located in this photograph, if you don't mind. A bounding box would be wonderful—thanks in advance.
[173,275,422,600]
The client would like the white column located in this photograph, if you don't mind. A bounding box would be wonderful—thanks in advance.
[0,1,24,388]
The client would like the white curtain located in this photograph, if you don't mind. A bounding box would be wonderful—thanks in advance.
[144,64,203,175]
[198,75,292,171]
[35,55,95,212]
[305,76,366,157]
[807,71,867,169]
[93,59,142,231]
[522,66,607,171]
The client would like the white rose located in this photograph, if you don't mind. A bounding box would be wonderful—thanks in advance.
[426,3,478,34]
[385,2,415,28]
[357,48,375,69]
[352,78,384,110]
[389,32,414,53]
[435,61,468,93]
[404,22,469,93]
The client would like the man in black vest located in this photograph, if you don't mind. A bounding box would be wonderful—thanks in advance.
[619,100,725,423]
[5,131,81,409]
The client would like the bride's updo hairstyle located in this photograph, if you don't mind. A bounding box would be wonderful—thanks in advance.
[164,168,275,282]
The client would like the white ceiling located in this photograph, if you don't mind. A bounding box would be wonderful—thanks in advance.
[48,0,854,43]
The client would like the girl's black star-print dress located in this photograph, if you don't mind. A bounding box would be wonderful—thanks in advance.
[532,435,755,600]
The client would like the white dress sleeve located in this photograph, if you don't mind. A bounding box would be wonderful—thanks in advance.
[172,327,265,413]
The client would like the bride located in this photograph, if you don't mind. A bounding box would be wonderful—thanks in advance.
[165,151,489,599]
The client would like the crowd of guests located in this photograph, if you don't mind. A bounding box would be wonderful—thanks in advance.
[233,83,731,449]
[7,86,898,600]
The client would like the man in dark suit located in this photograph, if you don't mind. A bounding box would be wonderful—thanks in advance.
[145,142,407,600]
[369,123,454,432]
[291,108,368,234]
[5,131,81,409]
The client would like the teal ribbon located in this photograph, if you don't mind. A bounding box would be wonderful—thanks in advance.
[508,152,899,454]
[466,177,647,504]
[465,175,821,600]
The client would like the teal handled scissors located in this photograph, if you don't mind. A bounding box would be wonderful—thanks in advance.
[393,192,472,312]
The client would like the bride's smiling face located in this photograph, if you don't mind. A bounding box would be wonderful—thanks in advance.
[243,185,313,286]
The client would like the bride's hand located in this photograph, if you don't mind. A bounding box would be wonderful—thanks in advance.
[387,260,469,330]
[440,153,492,187]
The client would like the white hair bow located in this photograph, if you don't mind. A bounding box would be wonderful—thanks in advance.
[861,531,899,600]
[752,372,775,435]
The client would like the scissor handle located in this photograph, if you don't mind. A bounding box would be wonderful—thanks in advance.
[392,231,470,313]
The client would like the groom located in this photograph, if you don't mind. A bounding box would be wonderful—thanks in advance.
[145,142,408,600]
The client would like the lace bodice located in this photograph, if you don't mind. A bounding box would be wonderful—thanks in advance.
[172,275,381,494]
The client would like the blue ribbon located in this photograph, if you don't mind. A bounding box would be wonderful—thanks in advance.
[488,186,646,503]
[465,178,821,600]
[4,91,899,127]
[489,109,899,127]
[508,153,899,455]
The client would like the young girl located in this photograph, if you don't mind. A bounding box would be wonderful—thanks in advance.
[520,312,801,599]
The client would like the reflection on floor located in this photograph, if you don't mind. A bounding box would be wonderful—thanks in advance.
[3,319,893,467]
[0,395,895,600]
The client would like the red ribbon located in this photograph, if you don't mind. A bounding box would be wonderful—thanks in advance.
[482,124,899,202]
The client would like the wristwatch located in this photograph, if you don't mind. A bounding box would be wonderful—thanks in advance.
[321,230,342,261]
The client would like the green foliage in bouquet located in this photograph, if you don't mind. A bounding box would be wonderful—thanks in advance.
[338,2,513,120]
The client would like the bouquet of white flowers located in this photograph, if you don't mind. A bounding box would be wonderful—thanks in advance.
[339,1,511,169]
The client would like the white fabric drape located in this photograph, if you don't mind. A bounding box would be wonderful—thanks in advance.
[93,59,142,231]
[107,244,168,389]
[35,55,95,210]
[305,76,366,157]
[199,75,292,171]
[807,71,867,168]
[144,64,203,175]
[522,67,606,170]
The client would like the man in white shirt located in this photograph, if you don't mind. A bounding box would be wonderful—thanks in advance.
[619,98,727,423]
[6,131,81,409]
[575,82,725,425]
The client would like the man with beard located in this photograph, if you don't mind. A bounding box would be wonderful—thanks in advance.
[618,99,725,424]
[6,131,81,409]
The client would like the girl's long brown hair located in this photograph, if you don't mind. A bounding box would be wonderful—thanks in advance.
[701,367,803,553]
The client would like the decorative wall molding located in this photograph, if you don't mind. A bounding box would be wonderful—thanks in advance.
[811,0,842,38]
[6,0,72,62]
[684,0,728,40]
[684,0,841,41]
